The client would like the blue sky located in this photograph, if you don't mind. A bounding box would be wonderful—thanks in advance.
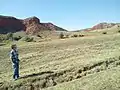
[0,0,119,30]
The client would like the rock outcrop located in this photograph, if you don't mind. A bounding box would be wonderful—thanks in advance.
[23,17,50,34]
[82,22,118,32]
[42,23,66,31]
[91,22,116,30]
[0,15,25,34]
[42,23,56,31]
[0,15,66,34]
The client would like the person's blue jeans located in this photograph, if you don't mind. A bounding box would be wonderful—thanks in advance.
[13,61,19,79]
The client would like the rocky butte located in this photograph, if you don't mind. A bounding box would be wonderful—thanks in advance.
[0,15,66,34]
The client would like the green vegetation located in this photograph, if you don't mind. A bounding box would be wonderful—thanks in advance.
[13,36,22,41]
[71,34,84,38]
[21,36,34,42]
[102,32,107,34]
[71,34,78,37]
[59,32,64,39]
[0,34,7,41]
[79,34,84,37]
[118,30,120,33]
[65,34,69,38]
[0,31,34,42]
[37,34,42,38]
[6,32,13,40]
[0,26,120,90]
[45,66,120,90]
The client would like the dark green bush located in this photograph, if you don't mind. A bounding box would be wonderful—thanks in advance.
[6,32,13,40]
[0,34,7,41]
[118,30,120,33]
[13,36,22,41]
[65,35,69,38]
[72,34,78,37]
[21,36,34,42]
[102,32,107,34]
[59,32,64,39]
[37,34,42,38]
[79,34,84,37]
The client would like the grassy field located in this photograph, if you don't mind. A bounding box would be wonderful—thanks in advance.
[0,26,120,90]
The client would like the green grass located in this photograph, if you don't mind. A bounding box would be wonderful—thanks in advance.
[13,31,26,37]
[0,27,120,90]
[45,66,120,90]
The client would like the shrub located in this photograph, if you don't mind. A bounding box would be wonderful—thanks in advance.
[0,34,7,41]
[102,32,107,34]
[0,35,3,42]
[21,36,34,42]
[6,32,13,40]
[37,34,42,38]
[79,34,84,37]
[72,34,78,37]
[118,30,120,33]
[0,34,22,42]
[13,36,22,41]
[59,32,64,39]
[65,35,69,38]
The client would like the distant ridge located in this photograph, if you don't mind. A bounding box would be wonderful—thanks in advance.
[77,22,119,32]
[0,15,67,34]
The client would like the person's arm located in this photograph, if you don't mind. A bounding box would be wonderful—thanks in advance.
[10,51,16,63]
[16,50,19,61]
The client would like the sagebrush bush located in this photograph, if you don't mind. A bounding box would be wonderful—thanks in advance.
[6,32,13,40]
[59,32,64,39]
[118,30,120,33]
[0,35,7,41]
[21,36,34,42]
[0,34,22,42]
[65,35,69,38]
[72,34,78,37]
[37,34,42,38]
[79,35,84,37]
[102,32,107,34]
[13,36,22,41]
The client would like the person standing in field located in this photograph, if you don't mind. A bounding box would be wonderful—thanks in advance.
[10,44,20,80]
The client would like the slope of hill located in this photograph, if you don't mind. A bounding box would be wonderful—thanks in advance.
[77,22,119,32]
[91,22,117,30]
[42,23,67,31]
[0,15,67,34]
[0,26,120,90]
[0,15,25,34]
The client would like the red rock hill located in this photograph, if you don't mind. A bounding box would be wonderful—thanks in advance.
[0,16,25,34]
[0,15,66,34]
[91,22,116,30]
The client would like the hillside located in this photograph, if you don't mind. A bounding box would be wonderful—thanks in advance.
[91,22,117,30]
[0,15,25,34]
[77,22,119,32]
[0,15,67,34]
[0,26,120,90]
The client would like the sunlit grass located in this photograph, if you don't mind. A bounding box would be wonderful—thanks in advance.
[0,27,120,89]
